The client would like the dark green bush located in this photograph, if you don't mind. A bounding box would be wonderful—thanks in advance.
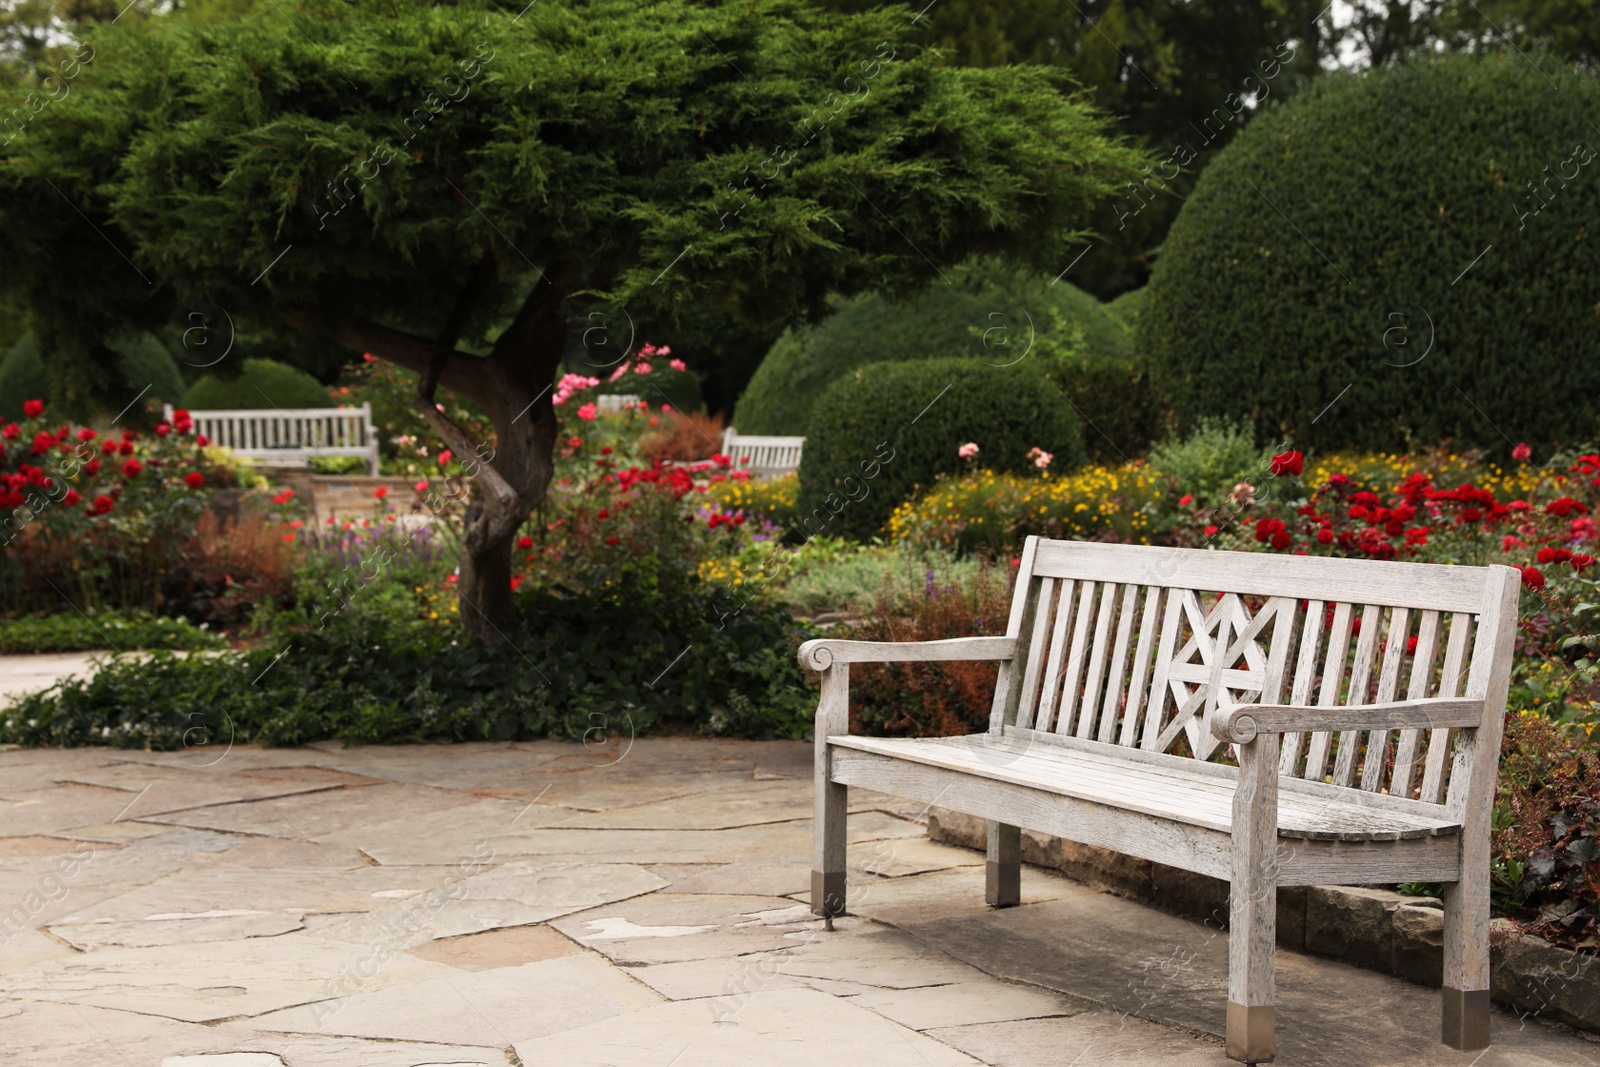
[1143,53,1600,455]
[0,578,814,748]
[736,258,1131,435]
[797,357,1086,541]
[1,330,186,420]
[0,332,49,420]
[182,358,334,410]
[0,612,224,654]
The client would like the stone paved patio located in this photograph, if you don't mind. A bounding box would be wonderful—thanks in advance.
[2,734,1599,1066]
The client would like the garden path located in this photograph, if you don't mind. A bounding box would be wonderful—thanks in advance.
[1,737,1597,1066]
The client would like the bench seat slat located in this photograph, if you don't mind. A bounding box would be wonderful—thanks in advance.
[829,734,1461,842]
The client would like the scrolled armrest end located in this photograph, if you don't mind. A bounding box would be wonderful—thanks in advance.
[1212,706,1259,744]
[797,639,835,672]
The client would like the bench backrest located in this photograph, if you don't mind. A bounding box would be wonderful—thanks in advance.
[168,404,375,453]
[991,538,1521,815]
[722,426,804,476]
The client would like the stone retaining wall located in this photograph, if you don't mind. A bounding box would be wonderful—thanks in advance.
[926,806,1600,1034]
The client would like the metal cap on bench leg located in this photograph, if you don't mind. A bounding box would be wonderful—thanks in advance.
[1441,987,1491,1050]
[811,870,846,918]
[1226,1002,1276,1063]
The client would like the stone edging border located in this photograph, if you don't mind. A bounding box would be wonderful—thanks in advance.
[926,806,1600,1035]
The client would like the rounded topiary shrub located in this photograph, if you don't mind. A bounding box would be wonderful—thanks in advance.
[797,358,1086,542]
[108,331,186,408]
[735,258,1131,435]
[1143,53,1600,454]
[0,332,50,420]
[183,358,333,410]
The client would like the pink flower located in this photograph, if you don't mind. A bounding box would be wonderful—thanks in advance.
[414,479,429,493]
[669,359,687,372]
[1026,446,1052,469]
[639,343,657,358]
[577,403,599,422]
[609,364,629,382]
[438,449,453,466]
[362,353,376,362]
[1512,442,1532,462]
[958,442,979,459]
[634,362,652,375]
[657,345,671,356]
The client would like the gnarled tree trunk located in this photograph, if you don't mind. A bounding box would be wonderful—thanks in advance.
[283,274,569,643]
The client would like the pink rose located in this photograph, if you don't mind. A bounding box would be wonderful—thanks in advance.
[577,403,599,421]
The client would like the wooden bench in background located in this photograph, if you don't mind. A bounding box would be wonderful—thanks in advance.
[168,403,380,476]
[800,537,1519,1063]
[722,426,804,478]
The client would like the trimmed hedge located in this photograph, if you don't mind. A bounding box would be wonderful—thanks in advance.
[797,357,1086,541]
[736,259,1131,435]
[1,330,185,420]
[1143,53,1600,454]
[183,358,334,410]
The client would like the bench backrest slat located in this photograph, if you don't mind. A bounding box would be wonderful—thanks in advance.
[991,538,1520,816]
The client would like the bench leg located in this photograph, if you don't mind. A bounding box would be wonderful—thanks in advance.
[1441,873,1491,1050]
[1228,734,1279,1064]
[985,821,1021,907]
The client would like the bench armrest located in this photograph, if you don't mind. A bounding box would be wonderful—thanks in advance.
[1211,697,1486,744]
[798,636,1015,671]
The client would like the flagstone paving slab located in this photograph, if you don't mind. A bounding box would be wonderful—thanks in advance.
[510,985,982,1066]
[5,738,1600,1065]
[311,861,668,942]
[1,998,509,1067]
[244,953,661,1046]
[0,931,460,1022]
[141,782,480,839]
[48,908,307,950]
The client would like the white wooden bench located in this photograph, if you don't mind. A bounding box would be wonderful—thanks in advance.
[167,403,380,476]
[721,426,803,478]
[800,538,1519,1062]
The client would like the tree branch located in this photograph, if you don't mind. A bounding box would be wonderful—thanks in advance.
[490,267,568,367]
[413,395,520,512]
[423,245,497,399]
[279,309,487,403]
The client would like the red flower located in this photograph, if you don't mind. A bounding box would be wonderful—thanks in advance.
[183,471,205,489]
[510,576,523,592]
[1270,531,1291,550]
[119,441,134,456]
[1520,565,1546,590]
[154,423,171,436]
[77,428,97,442]
[31,432,53,454]
[1270,450,1304,477]
[90,494,114,515]
[122,458,143,478]
[22,399,43,418]
[598,508,609,519]
[1315,528,1334,545]
[1547,497,1589,518]
[62,489,79,506]
[568,436,583,449]
[1203,525,1219,537]
[600,446,613,456]
[1512,442,1531,462]
[271,489,294,505]
[196,434,210,447]
[605,536,620,546]
[438,449,453,466]
[84,459,99,475]
[1,423,16,440]
[374,486,389,499]
[517,535,533,549]
[1179,493,1193,506]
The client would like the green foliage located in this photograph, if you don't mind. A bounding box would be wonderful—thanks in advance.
[0,575,815,748]
[182,359,334,411]
[777,541,993,616]
[0,0,1142,418]
[797,357,1086,541]
[0,331,48,420]
[1106,286,1147,330]
[0,329,182,420]
[1143,54,1600,455]
[736,260,1131,435]
[1029,304,1159,461]
[1148,418,1270,508]
[108,331,186,409]
[0,611,224,653]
